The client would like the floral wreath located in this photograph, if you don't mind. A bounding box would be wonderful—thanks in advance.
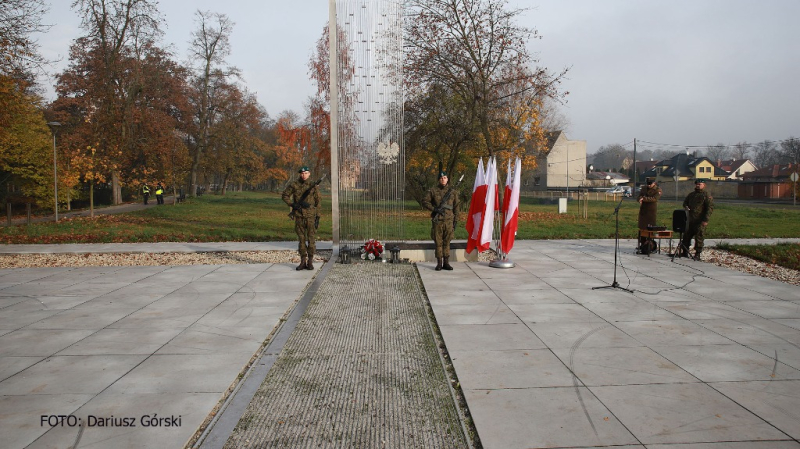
[361,239,384,260]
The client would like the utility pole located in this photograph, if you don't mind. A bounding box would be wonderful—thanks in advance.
[633,138,637,187]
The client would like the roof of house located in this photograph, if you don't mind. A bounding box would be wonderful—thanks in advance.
[719,159,749,172]
[742,163,798,180]
[643,154,730,179]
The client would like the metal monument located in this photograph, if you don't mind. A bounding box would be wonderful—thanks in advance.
[329,0,405,255]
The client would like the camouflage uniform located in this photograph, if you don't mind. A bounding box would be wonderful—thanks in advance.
[422,182,460,268]
[681,185,714,257]
[282,178,321,265]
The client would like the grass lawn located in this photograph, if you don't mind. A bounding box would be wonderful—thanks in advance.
[1,191,799,245]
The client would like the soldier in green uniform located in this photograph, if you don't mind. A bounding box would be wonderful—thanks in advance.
[422,171,460,271]
[637,178,661,253]
[681,179,714,260]
[282,166,321,270]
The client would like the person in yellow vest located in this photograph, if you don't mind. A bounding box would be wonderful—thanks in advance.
[155,182,164,205]
[142,183,150,205]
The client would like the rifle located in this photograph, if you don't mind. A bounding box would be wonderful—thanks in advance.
[288,174,326,219]
[431,174,465,224]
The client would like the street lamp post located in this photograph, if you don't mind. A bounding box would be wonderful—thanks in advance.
[47,122,61,221]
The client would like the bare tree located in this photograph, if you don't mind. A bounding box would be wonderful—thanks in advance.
[704,143,729,163]
[780,137,800,164]
[752,140,780,168]
[591,144,630,171]
[0,0,49,76]
[731,141,751,160]
[187,10,238,197]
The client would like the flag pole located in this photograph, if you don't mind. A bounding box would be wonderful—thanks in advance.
[490,156,515,268]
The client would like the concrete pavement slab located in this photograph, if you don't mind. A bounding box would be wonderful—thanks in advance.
[492,287,575,304]
[652,344,800,382]
[0,355,147,395]
[463,387,640,448]
[647,442,800,449]
[709,380,800,440]
[58,328,185,356]
[551,346,699,386]
[438,323,546,351]
[590,383,790,444]
[450,349,577,389]
[0,393,93,449]
[615,320,736,346]
[526,322,644,349]
[0,329,95,356]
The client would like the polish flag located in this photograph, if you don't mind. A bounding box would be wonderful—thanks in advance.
[478,157,498,252]
[500,157,521,254]
[465,158,486,254]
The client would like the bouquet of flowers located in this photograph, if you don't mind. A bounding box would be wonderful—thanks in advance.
[361,239,384,260]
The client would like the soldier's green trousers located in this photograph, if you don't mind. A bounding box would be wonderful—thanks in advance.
[431,220,453,259]
[295,216,316,258]
[682,220,706,251]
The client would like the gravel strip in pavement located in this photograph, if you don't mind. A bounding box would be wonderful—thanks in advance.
[1,247,797,286]
[0,250,331,268]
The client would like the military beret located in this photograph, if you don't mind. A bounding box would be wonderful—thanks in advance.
[695,178,707,184]
[646,178,655,184]
[298,166,310,173]
[439,171,448,178]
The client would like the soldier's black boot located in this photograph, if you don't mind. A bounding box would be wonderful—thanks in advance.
[693,248,702,261]
[296,257,307,271]
[442,256,453,271]
[435,258,443,271]
[306,255,314,270]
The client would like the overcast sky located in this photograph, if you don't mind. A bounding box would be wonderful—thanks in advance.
[38,0,800,154]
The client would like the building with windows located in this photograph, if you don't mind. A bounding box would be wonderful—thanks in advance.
[642,154,729,183]
[524,131,587,191]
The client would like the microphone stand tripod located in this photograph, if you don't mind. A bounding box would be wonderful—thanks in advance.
[593,196,634,293]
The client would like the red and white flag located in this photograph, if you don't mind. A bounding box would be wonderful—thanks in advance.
[478,157,498,252]
[465,158,486,254]
[500,157,521,254]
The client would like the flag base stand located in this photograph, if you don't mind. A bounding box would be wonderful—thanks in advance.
[489,259,515,269]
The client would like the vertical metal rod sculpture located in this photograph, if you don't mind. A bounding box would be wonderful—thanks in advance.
[331,0,405,252]
[329,0,341,256]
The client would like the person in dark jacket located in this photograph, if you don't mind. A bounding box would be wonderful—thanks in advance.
[681,179,714,260]
[421,171,460,271]
[282,166,321,270]
[637,178,662,253]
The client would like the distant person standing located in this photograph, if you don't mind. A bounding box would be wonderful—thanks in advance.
[282,167,321,271]
[637,178,661,252]
[155,182,164,205]
[142,183,150,205]
[681,179,714,260]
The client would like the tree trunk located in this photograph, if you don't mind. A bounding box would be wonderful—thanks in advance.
[112,171,122,205]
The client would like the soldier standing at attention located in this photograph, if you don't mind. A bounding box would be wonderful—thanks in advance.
[282,166,321,270]
[681,179,714,260]
[422,171,460,271]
